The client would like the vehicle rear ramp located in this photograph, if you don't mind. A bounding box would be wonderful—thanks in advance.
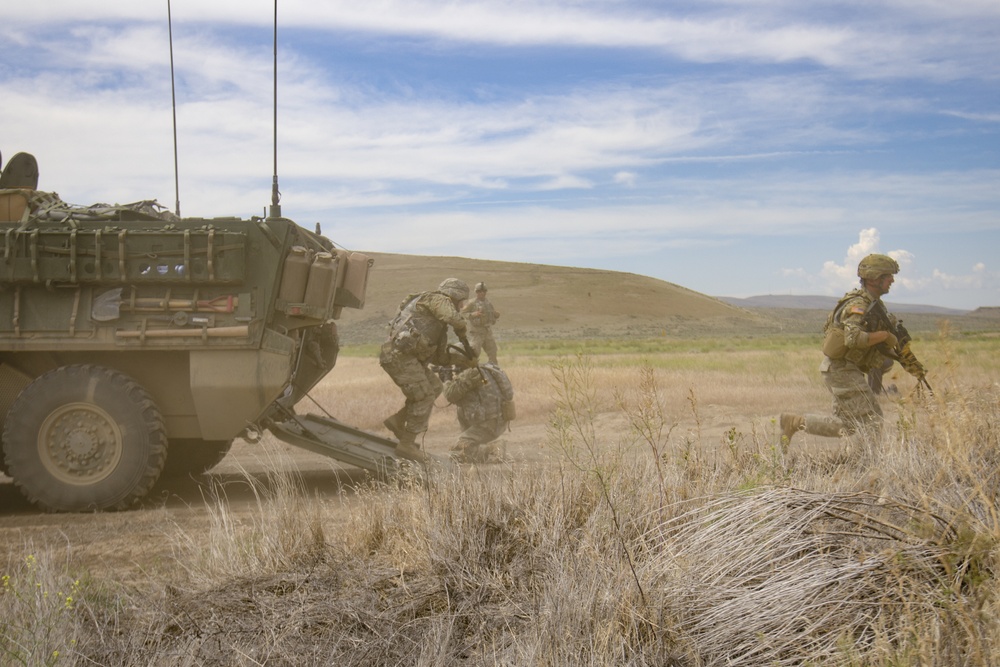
[267,412,454,474]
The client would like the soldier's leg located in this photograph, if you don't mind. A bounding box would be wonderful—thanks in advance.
[451,431,478,462]
[781,364,879,445]
[866,357,894,395]
[826,365,883,439]
[803,413,848,437]
[400,365,444,435]
[780,412,844,444]
[378,343,409,429]
[465,329,482,357]
[379,348,443,436]
[482,330,499,365]
[382,406,408,438]
[452,423,498,462]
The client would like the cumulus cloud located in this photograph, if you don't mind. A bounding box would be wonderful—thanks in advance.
[784,228,994,305]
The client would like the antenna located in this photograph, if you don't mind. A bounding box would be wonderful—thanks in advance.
[167,0,181,217]
[268,0,282,219]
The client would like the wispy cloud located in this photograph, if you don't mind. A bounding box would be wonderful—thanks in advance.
[3,2,998,308]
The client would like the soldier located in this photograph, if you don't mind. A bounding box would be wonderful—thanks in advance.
[439,349,515,463]
[866,357,898,396]
[461,281,500,365]
[779,254,925,446]
[380,278,471,462]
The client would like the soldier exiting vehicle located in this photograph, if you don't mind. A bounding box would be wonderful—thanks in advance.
[380,278,472,462]
[461,281,500,365]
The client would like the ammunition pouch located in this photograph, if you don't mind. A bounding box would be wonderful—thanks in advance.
[501,399,517,422]
[391,327,418,353]
[822,327,848,359]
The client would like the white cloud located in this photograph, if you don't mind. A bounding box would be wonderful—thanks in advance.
[930,263,994,290]
[5,0,1000,81]
[778,228,995,305]
[614,171,637,187]
[3,3,998,309]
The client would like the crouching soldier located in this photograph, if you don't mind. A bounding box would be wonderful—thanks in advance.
[440,350,515,464]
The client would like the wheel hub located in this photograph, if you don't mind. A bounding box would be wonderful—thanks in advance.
[39,403,123,485]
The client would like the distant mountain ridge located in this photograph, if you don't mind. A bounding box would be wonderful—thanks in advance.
[718,295,970,316]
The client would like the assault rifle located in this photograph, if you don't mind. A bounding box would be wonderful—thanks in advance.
[430,364,457,383]
[860,299,933,394]
[457,333,476,360]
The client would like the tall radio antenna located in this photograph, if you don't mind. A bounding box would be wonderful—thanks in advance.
[167,0,181,216]
[268,0,282,219]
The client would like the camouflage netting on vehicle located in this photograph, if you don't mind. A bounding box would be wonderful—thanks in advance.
[26,190,180,223]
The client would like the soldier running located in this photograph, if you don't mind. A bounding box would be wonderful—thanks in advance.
[779,254,927,447]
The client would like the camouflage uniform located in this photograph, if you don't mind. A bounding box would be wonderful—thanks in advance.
[379,281,468,450]
[809,288,893,437]
[781,257,900,445]
[461,283,500,365]
[443,362,513,463]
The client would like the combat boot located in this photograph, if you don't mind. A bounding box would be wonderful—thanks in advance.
[382,408,407,439]
[779,413,805,445]
[395,430,430,463]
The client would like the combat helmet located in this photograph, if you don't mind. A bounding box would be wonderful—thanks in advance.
[857,254,899,280]
[475,282,487,292]
[438,277,470,302]
[447,343,479,368]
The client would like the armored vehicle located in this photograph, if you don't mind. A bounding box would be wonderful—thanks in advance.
[0,151,407,512]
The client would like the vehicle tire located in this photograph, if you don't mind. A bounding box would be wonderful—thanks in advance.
[1,365,167,512]
[162,438,232,478]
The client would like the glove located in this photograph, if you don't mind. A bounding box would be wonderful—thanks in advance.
[459,336,475,360]
[899,343,926,378]
[882,331,899,350]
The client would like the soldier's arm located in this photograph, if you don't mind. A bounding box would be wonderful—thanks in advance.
[842,301,896,350]
[426,294,466,329]
[443,367,481,403]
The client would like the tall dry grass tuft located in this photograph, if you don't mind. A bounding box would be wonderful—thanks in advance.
[19,337,1000,665]
[171,444,329,584]
[642,488,993,665]
[1,549,85,666]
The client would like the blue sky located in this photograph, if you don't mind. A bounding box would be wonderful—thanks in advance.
[2,1,998,309]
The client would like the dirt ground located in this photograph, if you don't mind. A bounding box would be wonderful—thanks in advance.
[0,395,850,588]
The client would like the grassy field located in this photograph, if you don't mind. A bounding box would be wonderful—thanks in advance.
[3,332,1000,666]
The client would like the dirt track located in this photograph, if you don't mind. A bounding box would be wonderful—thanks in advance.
[0,400,844,585]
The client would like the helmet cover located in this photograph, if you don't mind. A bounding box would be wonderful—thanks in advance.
[857,254,899,280]
[438,277,470,301]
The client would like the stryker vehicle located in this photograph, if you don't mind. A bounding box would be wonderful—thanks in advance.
[0,150,409,512]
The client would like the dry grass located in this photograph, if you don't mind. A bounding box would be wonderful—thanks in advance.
[3,333,1000,665]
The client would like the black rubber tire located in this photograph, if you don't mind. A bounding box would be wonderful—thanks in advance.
[161,438,233,478]
[1,365,166,512]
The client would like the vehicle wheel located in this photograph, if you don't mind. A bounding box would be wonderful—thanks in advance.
[162,439,233,477]
[1,365,166,512]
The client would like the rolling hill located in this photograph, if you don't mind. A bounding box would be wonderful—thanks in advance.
[334,253,1000,344]
[718,295,969,316]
